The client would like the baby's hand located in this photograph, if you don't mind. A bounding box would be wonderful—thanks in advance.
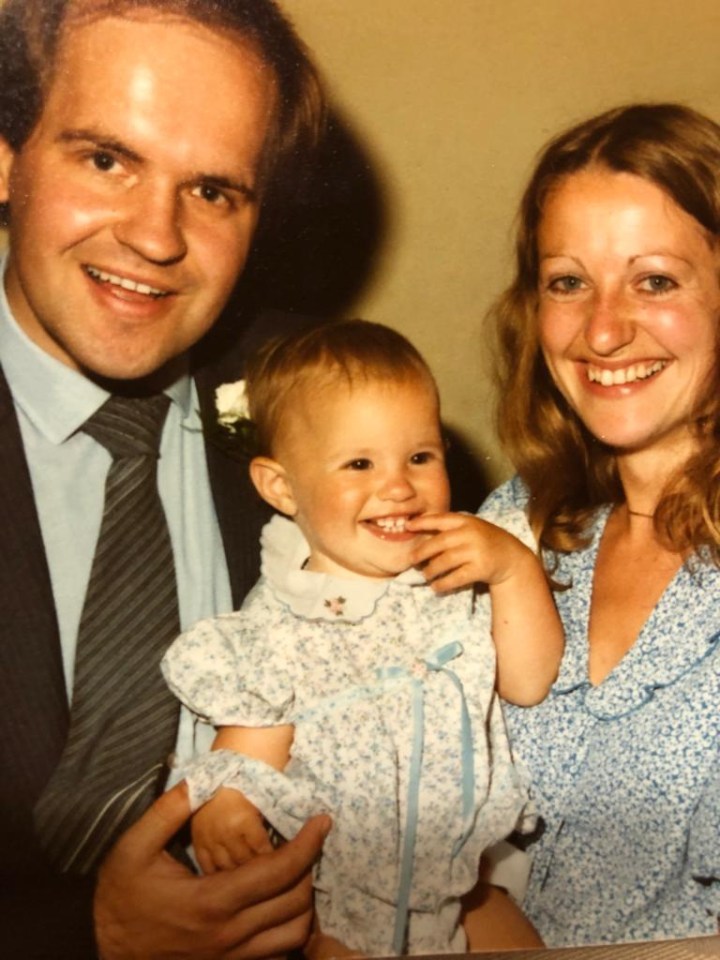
[408,513,534,593]
[192,786,273,874]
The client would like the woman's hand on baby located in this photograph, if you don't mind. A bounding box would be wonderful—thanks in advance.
[192,787,273,874]
[408,513,534,592]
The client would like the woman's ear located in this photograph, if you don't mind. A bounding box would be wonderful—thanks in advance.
[250,456,298,516]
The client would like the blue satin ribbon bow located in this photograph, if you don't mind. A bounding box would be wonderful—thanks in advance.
[378,640,475,954]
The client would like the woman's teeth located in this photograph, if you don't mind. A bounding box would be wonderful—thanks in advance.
[588,360,666,386]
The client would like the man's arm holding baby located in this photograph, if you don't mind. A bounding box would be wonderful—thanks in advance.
[409,514,563,705]
[192,726,294,874]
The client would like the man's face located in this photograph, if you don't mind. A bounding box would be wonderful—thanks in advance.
[0,13,277,380]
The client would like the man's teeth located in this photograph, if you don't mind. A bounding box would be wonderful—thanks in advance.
[588,360,666,386]
[85,266,167,297]
[374,516,408,533]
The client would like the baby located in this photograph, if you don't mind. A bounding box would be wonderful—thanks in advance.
[163,320,562,955]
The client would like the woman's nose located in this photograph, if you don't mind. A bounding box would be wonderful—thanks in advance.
[583,290,636,356]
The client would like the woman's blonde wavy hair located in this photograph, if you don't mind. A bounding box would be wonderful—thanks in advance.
[493,102,720,561]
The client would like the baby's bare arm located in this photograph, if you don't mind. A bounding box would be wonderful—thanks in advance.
[193,724,294,874]
[410,513,563,704]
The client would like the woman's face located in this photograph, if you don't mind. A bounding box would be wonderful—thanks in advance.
[537,167,720,458]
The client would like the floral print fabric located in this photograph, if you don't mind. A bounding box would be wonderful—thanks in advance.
[479,478,720,946]
[163,514,527,955]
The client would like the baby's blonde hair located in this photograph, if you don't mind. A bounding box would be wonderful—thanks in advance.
[245,320,440,457]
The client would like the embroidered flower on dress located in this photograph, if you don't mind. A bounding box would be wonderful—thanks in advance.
[324,596,347,616]
[411,659,428,679]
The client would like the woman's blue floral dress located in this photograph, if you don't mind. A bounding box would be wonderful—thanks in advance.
[480,477,720,946]
[162,514,527,955]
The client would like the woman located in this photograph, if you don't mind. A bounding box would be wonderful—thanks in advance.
[477,103,720,946]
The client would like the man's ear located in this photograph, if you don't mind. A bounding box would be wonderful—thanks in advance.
[0,138,15,204]
[250,456,298,517]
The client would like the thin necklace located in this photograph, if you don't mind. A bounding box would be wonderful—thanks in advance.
[626,507,655,519]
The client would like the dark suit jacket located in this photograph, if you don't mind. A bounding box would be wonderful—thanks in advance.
[0,308,310,959]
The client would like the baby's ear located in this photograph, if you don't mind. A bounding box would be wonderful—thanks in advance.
[250,456,297,516]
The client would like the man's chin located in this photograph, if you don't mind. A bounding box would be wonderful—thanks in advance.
[81,351,190,393]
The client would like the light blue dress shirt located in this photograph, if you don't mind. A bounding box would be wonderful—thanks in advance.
[0,252,232,778]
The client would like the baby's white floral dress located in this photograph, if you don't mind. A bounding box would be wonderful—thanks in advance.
[162,514,527,955]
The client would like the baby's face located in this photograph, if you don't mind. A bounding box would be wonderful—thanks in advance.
[277,376,450,579]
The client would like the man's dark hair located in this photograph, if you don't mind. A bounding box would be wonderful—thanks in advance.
[0,0,325,211]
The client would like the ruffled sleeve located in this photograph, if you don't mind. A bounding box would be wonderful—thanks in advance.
[162,601,295,726]
[180,749,337,841]
[477,477,537,552]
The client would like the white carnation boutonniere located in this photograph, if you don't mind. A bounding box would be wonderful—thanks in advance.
[215,379,250,433]
[210,379,258,458]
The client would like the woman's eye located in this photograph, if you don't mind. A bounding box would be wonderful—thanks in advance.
[641,274,677,294]
[547,274,584,294]
[345,458,372,471]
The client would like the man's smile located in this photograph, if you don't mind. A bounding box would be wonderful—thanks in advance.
[83,265,170,299]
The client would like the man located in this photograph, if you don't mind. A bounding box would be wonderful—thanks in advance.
[0,1,330,956]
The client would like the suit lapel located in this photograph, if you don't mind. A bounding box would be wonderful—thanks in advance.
[0,365,69,871]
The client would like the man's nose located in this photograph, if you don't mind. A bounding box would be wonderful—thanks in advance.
[583,289,636,356]
[112,183,187,265]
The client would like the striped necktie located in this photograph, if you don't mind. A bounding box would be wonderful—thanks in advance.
[34,394,181,875]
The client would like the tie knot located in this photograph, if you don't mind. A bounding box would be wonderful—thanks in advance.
[83,394,171,459]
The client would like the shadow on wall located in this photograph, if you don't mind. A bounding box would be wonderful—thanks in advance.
[203,108,493,506]
[193,106,385,364]
[239,107,387,318]
[445,428,492,513]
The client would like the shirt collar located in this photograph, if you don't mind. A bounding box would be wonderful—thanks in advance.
[0,250,193,444]
[550,504,720,718]
[260,513,426,622]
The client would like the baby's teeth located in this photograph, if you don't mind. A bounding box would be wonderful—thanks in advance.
[376,517,407,532]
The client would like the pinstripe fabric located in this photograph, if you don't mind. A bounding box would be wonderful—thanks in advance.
[34,395,180,875]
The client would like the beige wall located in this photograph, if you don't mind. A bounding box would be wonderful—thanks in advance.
[285,0,720,491]
[2,3,719,493]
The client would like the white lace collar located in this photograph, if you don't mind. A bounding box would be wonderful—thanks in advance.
[260,514,425,622]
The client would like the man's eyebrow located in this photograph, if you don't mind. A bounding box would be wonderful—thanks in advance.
[57,129,143,164]
[57,128,257,201]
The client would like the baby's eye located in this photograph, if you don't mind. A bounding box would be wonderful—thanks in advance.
[639,274,677,294]
[344,458,372,471]
[410,451,434,465]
